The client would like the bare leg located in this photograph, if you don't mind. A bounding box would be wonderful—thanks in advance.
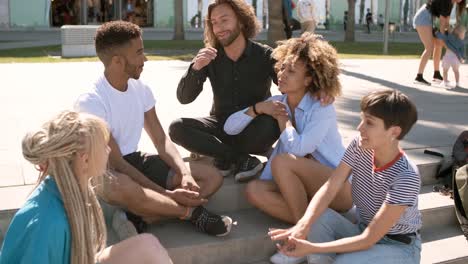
[100,172,186,220]
[443,67,449,83]
[98,234,173,264]
[416,26,435,75]
[183,161,223,198]
[272,154,353,223]
[433,38,443,72]
[245,180,296,223]
[453,66,460,85]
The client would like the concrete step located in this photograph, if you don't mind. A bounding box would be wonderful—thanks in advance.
[419,185,458,229]
[148,208,289,264]
[246,225,468,264]
[205,147,451,214]
[0,181,459,245]
[421,225,468,264]
[406,146,452,186]
[0,184,465,264]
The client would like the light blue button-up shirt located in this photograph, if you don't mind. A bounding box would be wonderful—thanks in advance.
[224,93,346,180]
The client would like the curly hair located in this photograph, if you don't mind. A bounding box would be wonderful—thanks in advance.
[95,21,142,64]
[272,33,342,98]
[204,0,261,48]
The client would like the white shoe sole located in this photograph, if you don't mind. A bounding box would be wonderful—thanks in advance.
[234,163,263,182]
[216,216,233,237]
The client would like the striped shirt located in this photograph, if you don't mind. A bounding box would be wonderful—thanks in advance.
[342,137,422,234]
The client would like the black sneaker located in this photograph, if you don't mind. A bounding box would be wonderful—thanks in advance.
[213,158,234,177]
[414,75,431,86]
[433,71,443,83]
[234,155,263,182]
[190,206,233,236]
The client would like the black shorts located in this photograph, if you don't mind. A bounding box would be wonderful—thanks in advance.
[123,151,175,190]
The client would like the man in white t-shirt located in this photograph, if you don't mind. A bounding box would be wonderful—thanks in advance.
[297,0,317,33]
[75,21,232,237]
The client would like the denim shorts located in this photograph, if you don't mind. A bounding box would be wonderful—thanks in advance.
[413,4,432,28]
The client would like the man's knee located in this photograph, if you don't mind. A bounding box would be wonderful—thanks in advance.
[237,115,280,153]
[101,173,147,211]
[168,118,185,144]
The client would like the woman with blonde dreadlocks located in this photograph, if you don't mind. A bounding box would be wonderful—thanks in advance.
[224,33,354,264]
[0,111,172,264]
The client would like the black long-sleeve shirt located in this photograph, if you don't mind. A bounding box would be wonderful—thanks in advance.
[426,0,453,17]
[177,40,278,119]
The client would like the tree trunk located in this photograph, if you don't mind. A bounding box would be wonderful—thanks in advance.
[174,0,185,40]
[325,0,331,29]
[267,0,285,46]
[359,0,365,24]
[345,0,355,42]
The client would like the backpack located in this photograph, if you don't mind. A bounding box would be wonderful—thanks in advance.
[424,131,468,239]
[453,164,468,240]
[452,131,468,240]
[424,130,468,185]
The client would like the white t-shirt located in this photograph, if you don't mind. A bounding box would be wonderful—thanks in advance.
[297,0,317,23]
[75,75,156,156]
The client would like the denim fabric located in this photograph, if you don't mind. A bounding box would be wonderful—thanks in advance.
[306,209,421,264]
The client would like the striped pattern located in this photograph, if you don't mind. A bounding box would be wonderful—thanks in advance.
[342,137,422,234]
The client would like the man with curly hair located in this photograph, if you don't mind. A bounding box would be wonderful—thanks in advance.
[169,0,280,182]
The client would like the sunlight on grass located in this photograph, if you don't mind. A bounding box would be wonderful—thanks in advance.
[0,41,423,63]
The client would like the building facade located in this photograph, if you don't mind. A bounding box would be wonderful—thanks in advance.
[0,0,427,30]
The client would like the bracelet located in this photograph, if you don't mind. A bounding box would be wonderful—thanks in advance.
[253,103,259,115]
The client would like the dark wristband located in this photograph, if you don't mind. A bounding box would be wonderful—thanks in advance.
[253,103,259,115]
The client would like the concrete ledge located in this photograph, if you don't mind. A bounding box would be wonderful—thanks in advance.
[148,208,289,264]
[61,25,98,58]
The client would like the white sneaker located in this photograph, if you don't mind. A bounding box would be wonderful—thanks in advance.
[270,252,306,264]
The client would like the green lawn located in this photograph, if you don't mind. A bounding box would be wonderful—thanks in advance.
[0,40,423,63]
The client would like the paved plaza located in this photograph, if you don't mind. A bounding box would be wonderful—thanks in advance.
[0,58,467,188]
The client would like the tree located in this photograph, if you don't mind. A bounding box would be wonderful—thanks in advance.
[325,0,331,29]
[345,0,356,42]
[359,0,365,24]
[174,0,184,40]
[267,0,285,46]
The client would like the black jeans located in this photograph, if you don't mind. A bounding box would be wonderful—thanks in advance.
[169,114,280,162]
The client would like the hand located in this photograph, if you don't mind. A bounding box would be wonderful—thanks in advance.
[314,91,335,106]
[277,236,316,258]
[181,174,200,193]
[269,222,309,242]
[166,188,206,207]
[258,101,288,118]
[192,47,217,71]
[275,114,290,127]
